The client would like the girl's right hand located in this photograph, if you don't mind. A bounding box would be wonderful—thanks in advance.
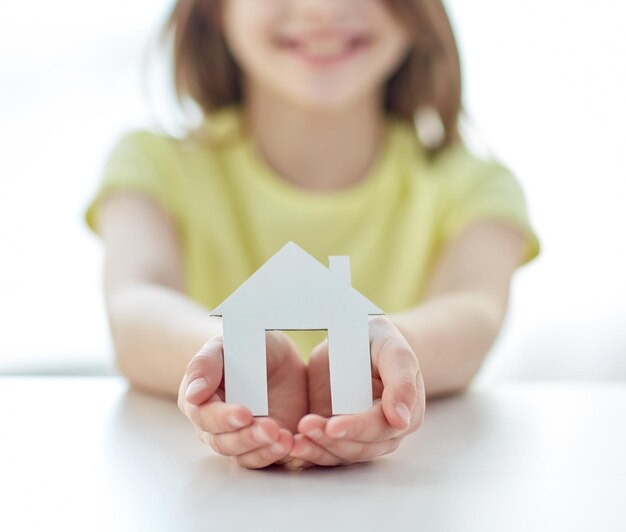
[178,332,308,469]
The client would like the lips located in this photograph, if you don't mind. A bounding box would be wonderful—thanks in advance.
[277,32,370,64]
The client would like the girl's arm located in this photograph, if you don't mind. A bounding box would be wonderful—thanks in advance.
[288,221,527,467]
[99,193,308,468]
[98,193,221,398]
[391,221,528,398]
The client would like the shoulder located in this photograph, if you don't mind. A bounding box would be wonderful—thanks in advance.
[110,127,200,158]
[108,105,245,162]
[425,136,540,266]
[108,107,246,175]
[429,138,511,180]
[385,116,508,176]
[103,128,184,175]
[385,117,514,200]
[103,119,240,189]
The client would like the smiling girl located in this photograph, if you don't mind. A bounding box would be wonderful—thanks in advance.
[86,0,539,469]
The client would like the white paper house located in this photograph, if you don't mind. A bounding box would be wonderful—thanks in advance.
[210,241,385,416]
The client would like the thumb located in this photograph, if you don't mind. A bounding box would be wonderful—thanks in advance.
[307,340,332,417]
[371,323,421,430]
[180,335,224,407]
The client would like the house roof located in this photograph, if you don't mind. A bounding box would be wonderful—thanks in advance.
[210,241,384,319]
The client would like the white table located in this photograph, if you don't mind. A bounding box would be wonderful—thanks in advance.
[1,377,624,532]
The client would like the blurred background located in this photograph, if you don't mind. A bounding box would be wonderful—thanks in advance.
[1,0,625,381]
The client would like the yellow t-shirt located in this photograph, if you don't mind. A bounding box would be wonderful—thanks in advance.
[85,106,540,357]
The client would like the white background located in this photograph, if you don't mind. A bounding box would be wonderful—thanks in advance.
[1,0,625,379]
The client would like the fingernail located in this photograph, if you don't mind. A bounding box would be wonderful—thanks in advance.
[395,403,411,427]
[326,425,347,438]
[291,444,310,458]
[253,425,274,444]
[307,429,323,439]
[270,442,285,454]
[288,459,306,469]
[229,415,247,429]
[186,377,209,400]
[300,446,312,457]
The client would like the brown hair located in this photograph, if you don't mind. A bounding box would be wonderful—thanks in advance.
[162,0,462,152]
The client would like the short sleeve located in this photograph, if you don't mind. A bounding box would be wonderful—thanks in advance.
[437,143,540,266]
[84,130,180,234]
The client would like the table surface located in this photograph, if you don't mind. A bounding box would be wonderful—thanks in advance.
[1,377,625,532]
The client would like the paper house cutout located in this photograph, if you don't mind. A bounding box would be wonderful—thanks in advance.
[210,241,385,416]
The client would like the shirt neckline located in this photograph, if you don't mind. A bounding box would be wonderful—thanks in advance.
[203,106,416,209]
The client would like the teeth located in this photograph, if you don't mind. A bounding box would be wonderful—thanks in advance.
[301,39,349,57]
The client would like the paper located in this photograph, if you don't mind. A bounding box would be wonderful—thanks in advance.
[210,241,384,415]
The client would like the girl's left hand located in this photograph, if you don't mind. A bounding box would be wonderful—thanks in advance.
[287,316,425,468]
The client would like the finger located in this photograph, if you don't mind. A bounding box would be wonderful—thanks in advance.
[309,403,402,443]
[185,396,253,434]
[297,413,328,436]
[207,418,280,457]
[285,457,316,470]
[293,431,401,465]
[327,405,399,442]
[179,336,225,408]
[295,416,355,464]
[276,456,299,466]
[370,318,422,430]
[307,343,332,417]
[234,429,293,469]
[290,433,346,467]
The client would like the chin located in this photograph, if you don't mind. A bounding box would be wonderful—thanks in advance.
[281,85,377,115]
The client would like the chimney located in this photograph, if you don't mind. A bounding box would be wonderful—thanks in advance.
[329,256,351,285]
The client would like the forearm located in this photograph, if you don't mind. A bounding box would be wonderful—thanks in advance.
[106,282,222,398]
[390,289,507,398]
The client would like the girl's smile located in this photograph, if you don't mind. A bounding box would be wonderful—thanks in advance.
[275,30,373,68]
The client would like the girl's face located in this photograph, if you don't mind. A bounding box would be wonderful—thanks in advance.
[222,0,410,112]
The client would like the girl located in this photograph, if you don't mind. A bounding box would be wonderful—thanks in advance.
[86,0,539,469]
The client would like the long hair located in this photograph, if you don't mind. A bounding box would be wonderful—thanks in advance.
[161,0,462,152]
